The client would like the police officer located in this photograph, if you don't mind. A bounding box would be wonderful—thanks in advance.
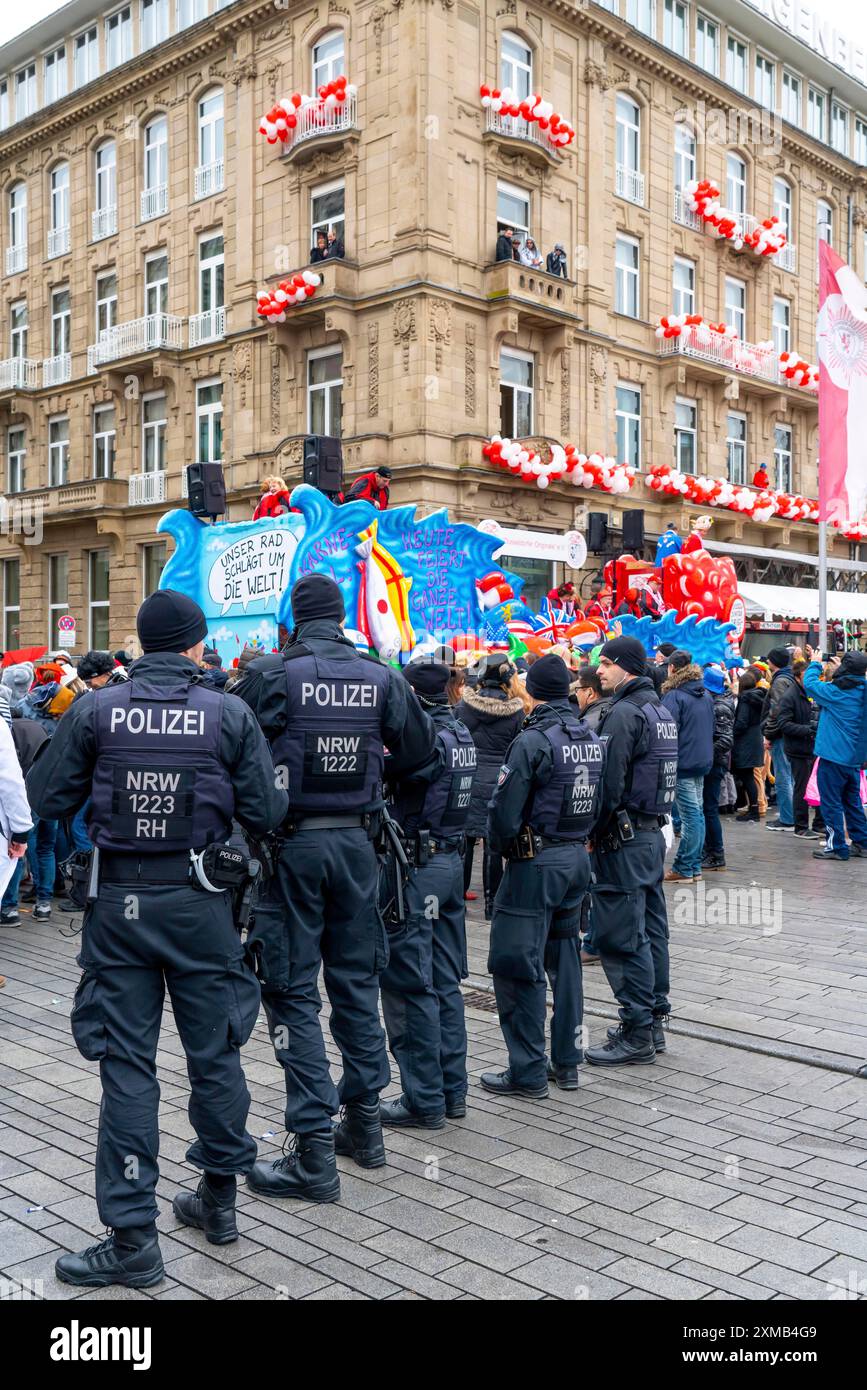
[25,590,288,1288]
[234,574,434,1199]
[482,654,603,1097]
[380,661,477,1128]
[584,635,677,1066]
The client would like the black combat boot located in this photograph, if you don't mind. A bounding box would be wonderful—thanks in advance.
[547,1063,579,1091]
[652,1013,669,1054]
[172,1175,238,1244]
[587,1024,656,1066]
[701,851,726,871]
[480,1069,548,1099]
[55,1228,164,1288]
[380,1095,445,1130]
[445,1093,467,1119]
[333,1098,387,1168]
[247,1132,341,1201]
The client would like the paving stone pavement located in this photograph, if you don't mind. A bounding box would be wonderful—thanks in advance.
[1,820,866,1301]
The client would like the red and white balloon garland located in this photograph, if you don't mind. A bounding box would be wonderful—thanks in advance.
[778,351,819,389]
[646,463,819,525]
[483,436,635,492]
[256,271,322,321]
[656,317,819,390]
[479,85,575,149]
[258,76,357,145]
[682,179,787,258]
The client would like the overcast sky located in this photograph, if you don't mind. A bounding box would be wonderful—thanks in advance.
[1,0,866,57]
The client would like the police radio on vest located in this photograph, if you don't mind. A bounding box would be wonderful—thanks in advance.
[109,706,206,736]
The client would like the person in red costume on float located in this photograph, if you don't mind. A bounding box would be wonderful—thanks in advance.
[682,514,713,554]
[546,580,579,619]
[584,582,613,625]
[253,475,295,519]
[346,466,392,509]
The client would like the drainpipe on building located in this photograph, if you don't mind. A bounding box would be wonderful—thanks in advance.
[848,192,854,264]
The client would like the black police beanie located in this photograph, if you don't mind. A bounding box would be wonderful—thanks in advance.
[767,646,791,669]
[137,589,208,654]
[599,635,648,677]
[291,573,345,625]
[404,660,451,702]
[526,653,571,701]
[76,650,116,680]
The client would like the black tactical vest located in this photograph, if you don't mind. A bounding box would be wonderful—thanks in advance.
[394,719,477,840]
[626,698,679,815]
[88,676,234,851]
[271,646,391,813]
[527,716,603,840]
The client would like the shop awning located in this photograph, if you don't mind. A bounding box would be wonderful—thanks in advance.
[738,583,867,623]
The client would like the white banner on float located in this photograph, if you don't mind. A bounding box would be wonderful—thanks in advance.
[478,520,587,569]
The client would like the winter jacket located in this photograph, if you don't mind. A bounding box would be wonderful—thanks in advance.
[803,661,867,767]
[253,490,292,520]
[649,662,669,696]
[495,232,514,262]
[0,717,33,843]
[660,663,715,778]
[709,691,735,768]
[10,718,49,776]
[578,695,612,733]
[546,249,568,277]
[346,472,389,510]
[453,684,525,837]
[765,679,815,760]
[731,687,765,769]
[761,667,795,736]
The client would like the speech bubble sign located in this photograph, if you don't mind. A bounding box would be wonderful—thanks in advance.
[208,527,298,616]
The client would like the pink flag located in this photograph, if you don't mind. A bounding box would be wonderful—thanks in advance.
[817,241,867,526]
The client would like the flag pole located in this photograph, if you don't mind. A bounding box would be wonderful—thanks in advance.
[818,515,828,655]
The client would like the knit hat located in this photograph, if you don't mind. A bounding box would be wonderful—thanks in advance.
[477,654,516,688]
[201,648,222,668]
[76,650,116,681]
[1,662,34,704]
[526,653,571,701]
[703,667,726,694]
[668,649,692,671]
[403,661,451,702]
[766,646,791,669]
[137,589,208,654]
[598,635,648,678]
[291,573,345,625]
[657,642,676,658]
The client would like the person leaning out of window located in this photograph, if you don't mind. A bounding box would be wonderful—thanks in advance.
[546,243,568,277]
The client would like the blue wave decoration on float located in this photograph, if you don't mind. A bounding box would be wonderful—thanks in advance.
[615,609,738,667]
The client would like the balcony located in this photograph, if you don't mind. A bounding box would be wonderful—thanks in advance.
[672,189,703,232]
[129,470,167,505]
[483,107,562,166]
[87,313,184,371]
[282,92,359,161]
[616,164,645,206]
[0,358,38,392]
[674,194,798,273]
[5,245,27,276]
[42,354,72,388]
[194,161,224,200]
[39,478,129,514]
[484,259,580,330]
[740,213,797,273]
[658,323,778,383]
[92,205,118,240]
[189,306,226,346]
[47,225,70,258]
[140,185,168,222]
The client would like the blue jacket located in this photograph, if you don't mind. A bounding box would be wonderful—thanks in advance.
[661,663,715,778]
[803,662,867,768]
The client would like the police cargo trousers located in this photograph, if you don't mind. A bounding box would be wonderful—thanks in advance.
[591,829,671,1030]
[254,828,391,1135]
[487,844,589,1089]
[380,848,468,1117]
[70,884,261,1229]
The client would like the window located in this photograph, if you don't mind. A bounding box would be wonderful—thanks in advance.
[9,182,27,252]
[307,350,343,436]
[725,276,746,338]
[96,271,118,335]
[14,65,37,122]
[311,180,345,248]
[10,302,27,359]
[106,9,133,70]
[500,32,532,101]
[755,55,775,109]
[7,427,26,493]
[44,47,67,103]
[0,81,8,133]
[142,393,167,472]
[499,348,533,437]
[674,398,697,474]
[89,550,110,648]
[143,116,168,196]
[615,234,640,317]
[3,559,20,649]
[773,178,792,243]
[48,554,69,650]
[673,122,695,191]
[726,153,747,217]
[616,384,642,470]
[199,233,224,312]
[196,380,223,462]
[177,0,208,29]
[74,28,99,88]
[93,405,116,479]
[726,412,747,486]
[141,0,170,49]
[773,297,790,356]
[197,88,224,191]
[49,164,70,233]
[144,252,168,316]
[831,103,849,156]
[312,29,345,89]
[95,141,116,212]
[808,87,825,140]
[856,117,867,167]
[663,0,687,55]
[726,36,747,93]
[616,93,641,174]
[48,417,70,486]
[626,0,654,38]
[143,541,167,597]
[50,288,71,357]
[817,199,833,251]
[782,71,801,126]
[496,180,530,239]
[672,256,695,316]
[774,425,793,492]
[696,14,719,76]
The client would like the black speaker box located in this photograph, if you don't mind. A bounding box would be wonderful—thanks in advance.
[587,512,609,552]
[303,435,344,493]
[187,462,227,519]
[622,509,645,553]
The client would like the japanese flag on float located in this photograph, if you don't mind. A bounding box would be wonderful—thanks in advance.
[817,241,867,527]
